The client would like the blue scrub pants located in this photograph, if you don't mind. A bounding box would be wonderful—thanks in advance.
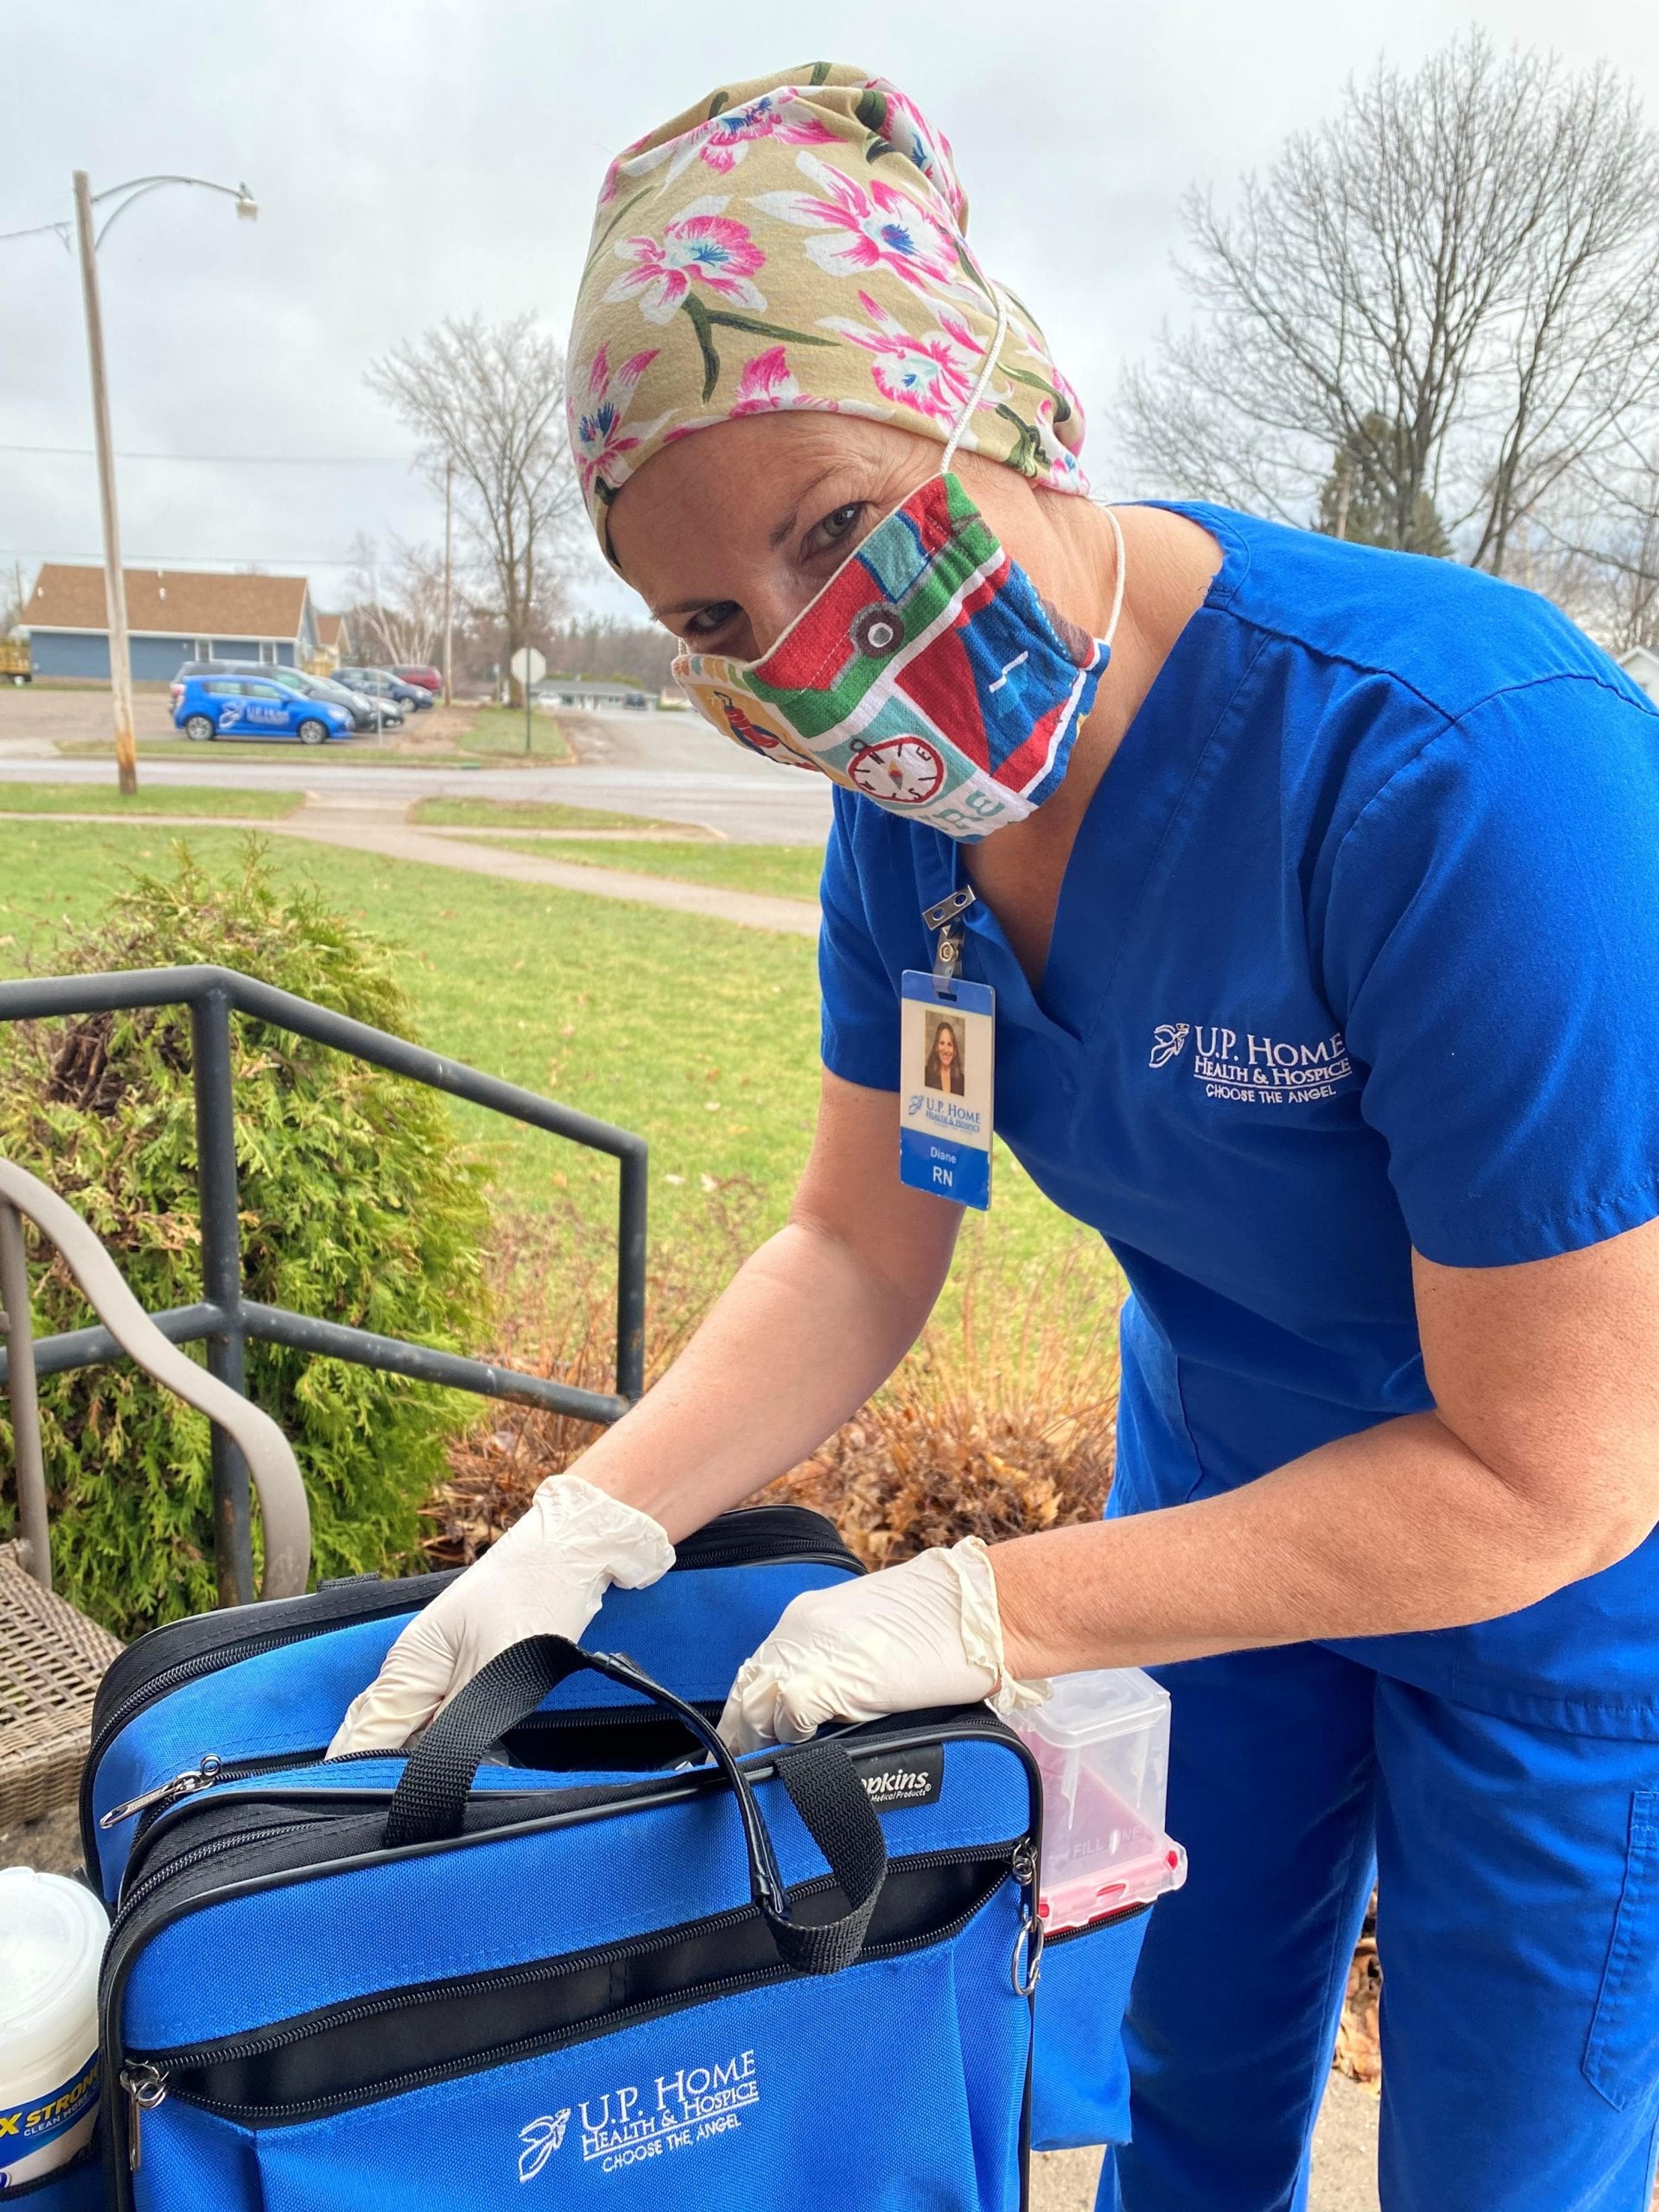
[1100,1643,1659,2211]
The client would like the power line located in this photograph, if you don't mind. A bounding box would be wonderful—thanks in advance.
[2,547,366,569]
[0,443,412,466]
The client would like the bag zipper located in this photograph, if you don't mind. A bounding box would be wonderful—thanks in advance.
[105,1696,731,1880]
[101,1713,1041,2209]
[109,1815,346,1959]
[83,1507,859,1856]
[118,1841,1022,2142]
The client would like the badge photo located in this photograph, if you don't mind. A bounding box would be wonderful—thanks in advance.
[899,972,995,1209]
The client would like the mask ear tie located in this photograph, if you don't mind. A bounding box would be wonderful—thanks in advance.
[1101,506,1128,655]
[941,283,1011,477]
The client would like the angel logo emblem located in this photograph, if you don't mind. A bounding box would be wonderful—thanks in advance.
[518,2110,571,2182]
[1149,1023,1190,1070]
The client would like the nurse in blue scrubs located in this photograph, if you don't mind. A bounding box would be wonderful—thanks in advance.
[338,68,1659,2209]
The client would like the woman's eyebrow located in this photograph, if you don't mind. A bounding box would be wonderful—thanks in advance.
[653,594,729,619]
[650,467,863,614]
[769,465,855,550]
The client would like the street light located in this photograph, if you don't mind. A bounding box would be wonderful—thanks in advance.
[3,173,257,795]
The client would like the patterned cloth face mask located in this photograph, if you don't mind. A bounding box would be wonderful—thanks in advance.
[673,296,1127,842]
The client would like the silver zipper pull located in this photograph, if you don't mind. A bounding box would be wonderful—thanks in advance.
[121,2063,168,2171]
[100,1754,223,1830]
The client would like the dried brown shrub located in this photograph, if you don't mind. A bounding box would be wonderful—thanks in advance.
[431,1202,1384,2095]
[1333,1897,1382,2093]
[426,1201,1124,1568]
[766,1224,1122,1564]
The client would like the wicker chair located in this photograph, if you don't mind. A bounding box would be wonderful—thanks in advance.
[0,1156,310,1827]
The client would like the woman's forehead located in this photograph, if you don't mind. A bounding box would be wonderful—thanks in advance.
[608,413,926,587]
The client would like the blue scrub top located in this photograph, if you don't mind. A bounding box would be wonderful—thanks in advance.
[818,503,1659,1737]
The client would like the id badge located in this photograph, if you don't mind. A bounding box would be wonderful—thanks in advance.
[899,971,995,1209]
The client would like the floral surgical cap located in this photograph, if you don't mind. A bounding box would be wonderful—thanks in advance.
[566,63,1089,562]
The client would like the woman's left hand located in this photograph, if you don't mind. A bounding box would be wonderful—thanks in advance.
[718,1536,1050,1753]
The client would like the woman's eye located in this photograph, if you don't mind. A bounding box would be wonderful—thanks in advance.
[683,601,739,640]
[804,502,865,559]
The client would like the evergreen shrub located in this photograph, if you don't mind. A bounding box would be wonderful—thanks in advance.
[0,843,488,1634]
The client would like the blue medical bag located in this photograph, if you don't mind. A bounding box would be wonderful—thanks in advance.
[79,1504,1150,2203]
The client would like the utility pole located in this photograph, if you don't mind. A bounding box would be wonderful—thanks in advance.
[73,169,137,796]
[442,457,453,707]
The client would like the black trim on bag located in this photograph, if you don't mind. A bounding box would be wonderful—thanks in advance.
[133,1846,1015,2125]
[100,1710,1044,2212]
[82,1505,858,1871]
[102,1715,1038,2044]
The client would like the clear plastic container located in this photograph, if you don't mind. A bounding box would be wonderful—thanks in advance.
[1009,1668,1188,1932]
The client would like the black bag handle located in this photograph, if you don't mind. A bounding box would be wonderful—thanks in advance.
[383,1636,887,1976]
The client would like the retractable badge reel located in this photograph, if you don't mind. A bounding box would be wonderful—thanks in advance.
[899,890,995,1210]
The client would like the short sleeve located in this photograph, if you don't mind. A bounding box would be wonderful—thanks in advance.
[1326,675,1659,1266]
[818,788,903,1092]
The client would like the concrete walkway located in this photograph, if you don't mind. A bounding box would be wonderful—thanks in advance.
[264,797,822,937]
[6,792,823,938]
[1031,2083,1380,2212]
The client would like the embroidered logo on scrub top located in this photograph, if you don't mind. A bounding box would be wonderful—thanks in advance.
[1150,1022,1356,1106]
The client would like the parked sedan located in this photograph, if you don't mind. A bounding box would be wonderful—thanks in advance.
[392,664,442,693]
[262,665,402,733]
[170,661,399,733]
[175,674,353,745]
[338,666,433,711]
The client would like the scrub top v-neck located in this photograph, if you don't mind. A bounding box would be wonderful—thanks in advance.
[817,501,1659,1737]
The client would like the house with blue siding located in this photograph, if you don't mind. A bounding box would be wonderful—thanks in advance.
[21,565,319,683]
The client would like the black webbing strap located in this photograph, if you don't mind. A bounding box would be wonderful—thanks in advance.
[381,1637,889,1978]
[766,1739,889,1976]
[383,1637,590,1849]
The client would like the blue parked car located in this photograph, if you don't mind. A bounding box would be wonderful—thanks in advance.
[174,673,353,745]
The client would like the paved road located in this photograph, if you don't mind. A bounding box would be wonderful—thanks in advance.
[1032,2083,1381,2212]
[0,694,833,847]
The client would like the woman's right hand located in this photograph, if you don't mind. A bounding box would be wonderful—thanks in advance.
[326,1474,675,1755]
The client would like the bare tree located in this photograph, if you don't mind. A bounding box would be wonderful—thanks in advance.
[344,534,448,667]
[1123,34,1659,575]
[366,315,582,698]
[1539,433,1659,651]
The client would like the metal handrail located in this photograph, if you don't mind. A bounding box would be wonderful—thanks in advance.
[0,1157,310,1600]
[0,964,648,1605]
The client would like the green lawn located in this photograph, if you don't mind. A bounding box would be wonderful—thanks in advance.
[477,838,824,903]
[0,783,300,819]
[0,823,1069,1271]
[411,796,680,833]
[458,707,572,764]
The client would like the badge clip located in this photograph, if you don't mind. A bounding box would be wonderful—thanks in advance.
[922,887,976,998]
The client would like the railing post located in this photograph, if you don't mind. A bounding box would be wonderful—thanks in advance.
[191,985,253,1605]
[616,1146,648,1404]
[0,1199,52,1589]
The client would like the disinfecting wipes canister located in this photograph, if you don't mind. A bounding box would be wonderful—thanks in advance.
[0,1866,108,2187]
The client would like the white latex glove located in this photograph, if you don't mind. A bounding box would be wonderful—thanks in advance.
[718,1536,1050,1754]
[327,1474,674,1756]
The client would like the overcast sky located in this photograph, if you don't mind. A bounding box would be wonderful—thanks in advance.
[5,0,1657,624]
